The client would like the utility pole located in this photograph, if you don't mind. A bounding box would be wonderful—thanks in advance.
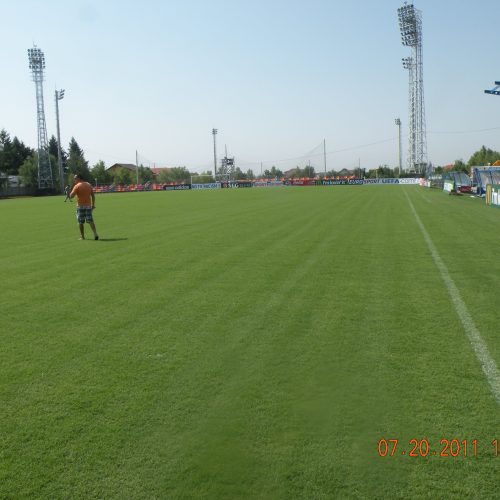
[395,118,402,176]
[55,89,65,193]
[212,128,218,180]
[135,150,139,184]
[323,138,327,175]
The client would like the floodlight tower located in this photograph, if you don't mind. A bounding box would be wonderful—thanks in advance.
[398,2,427,174]
[28,46,53,189]
[220,154,235,181]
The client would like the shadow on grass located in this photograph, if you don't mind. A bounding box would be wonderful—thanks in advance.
[98,238,128,242]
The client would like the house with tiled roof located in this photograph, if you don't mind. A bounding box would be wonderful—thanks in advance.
[107,163,137,174]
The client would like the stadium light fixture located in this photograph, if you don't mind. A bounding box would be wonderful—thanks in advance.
[398,3,420,47]
[402,57,413,69]
[28,47,46,71]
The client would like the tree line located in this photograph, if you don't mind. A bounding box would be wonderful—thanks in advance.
[2,127,500,189]
[0,129,194,187]
[0,129,97,188]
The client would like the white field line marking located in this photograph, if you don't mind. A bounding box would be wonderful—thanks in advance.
[405,190,500,405]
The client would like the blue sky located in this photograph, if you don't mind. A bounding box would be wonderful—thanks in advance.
[2,0,500,173]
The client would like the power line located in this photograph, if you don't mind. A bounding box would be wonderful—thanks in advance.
[428,126,500,135]
[87,123,500,172]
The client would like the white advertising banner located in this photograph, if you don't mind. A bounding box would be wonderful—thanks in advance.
[362,178,421,185]
[191,183,221,190]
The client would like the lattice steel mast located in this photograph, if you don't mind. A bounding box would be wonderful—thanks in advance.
[219,144,235,181]
[28,46,53,189]
[398,3,427,174]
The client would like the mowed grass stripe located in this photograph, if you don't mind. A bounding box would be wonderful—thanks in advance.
[407,185,500,362]
[404,189,500,404]
[1,187,499,499]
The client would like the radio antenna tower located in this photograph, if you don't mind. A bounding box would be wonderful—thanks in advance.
[398,2,427,174]
[28,46,53,189]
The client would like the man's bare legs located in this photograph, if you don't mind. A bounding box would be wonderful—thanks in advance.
[78,222,98,240]
[89,221,99,240]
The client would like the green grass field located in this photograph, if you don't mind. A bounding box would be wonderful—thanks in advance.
[1,186,499,499]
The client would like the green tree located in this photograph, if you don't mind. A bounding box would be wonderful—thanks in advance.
[467,146,500,168]
[303,165,315,178]
[234,167,246,180]
[0,130,34,176]
[66,137,90,179]
[19,153,38,187]
[11,137,34,175]
[325,169,340,177]
[0,129,12,176]
[112,167,133,185]
[156,169,172,183]
[156,167,191,183]
[17,152,59,188]
[48,135,67,174]
[246,169,255,180]
[90,160,111,185]
[49,153,61,188]
[48,135,59,158]
[264,166,283,179]
[371,165,396,178]
[452,159,468,173]
[170,166,191,182]
[138,165,154,183]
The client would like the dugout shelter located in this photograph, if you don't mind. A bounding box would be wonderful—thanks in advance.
[472,166,500,195]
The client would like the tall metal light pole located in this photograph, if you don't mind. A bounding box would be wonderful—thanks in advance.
[323,138,327,175]
[55,89,65,193]
[28,45,53,189]
[212,128,218,180]
[395,118,402,175]
[398,2,427,174]
[135,150,139,184]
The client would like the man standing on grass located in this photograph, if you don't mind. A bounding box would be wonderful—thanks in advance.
[69,174,99,240]
[63,184,72,202]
